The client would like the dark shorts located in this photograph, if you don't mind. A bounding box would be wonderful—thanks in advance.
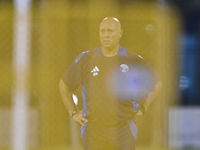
[81,121,137,150]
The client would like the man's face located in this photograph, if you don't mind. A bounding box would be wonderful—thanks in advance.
[99,20,122,49]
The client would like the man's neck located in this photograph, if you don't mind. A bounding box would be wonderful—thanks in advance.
[102,45,119,57]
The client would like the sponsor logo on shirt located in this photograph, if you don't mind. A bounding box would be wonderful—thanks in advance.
[91,66,100,76]
[120,64,129,73]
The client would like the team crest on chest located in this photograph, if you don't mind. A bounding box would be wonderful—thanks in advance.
[91,66,100,76]
[120,64,129,73]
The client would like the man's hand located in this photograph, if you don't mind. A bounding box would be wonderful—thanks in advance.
[72,110,88,126]
[136,81,162,116]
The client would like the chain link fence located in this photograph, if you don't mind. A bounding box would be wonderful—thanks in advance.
[0,0,180,149]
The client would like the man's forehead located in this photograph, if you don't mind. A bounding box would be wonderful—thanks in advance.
[100,19,121,29]
[100,21,116,28]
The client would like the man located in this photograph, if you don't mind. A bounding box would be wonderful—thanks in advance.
[59,17,162,150]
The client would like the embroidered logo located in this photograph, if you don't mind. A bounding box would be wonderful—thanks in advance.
[120,64,129,73]
[91,66,100,76]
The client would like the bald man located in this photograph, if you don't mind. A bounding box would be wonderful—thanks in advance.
[59,17,162,150]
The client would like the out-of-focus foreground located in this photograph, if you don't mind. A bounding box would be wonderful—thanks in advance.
[1,0,200,150]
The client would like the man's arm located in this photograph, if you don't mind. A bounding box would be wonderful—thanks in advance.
[137,80,162,115]
[59,79,88,125]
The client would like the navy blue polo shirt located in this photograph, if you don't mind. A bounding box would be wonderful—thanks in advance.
[62,46,158,126]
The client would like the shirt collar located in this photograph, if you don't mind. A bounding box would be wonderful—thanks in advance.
[94,46,127,58]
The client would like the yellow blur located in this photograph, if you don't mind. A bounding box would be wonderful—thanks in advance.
[0,0,180,150]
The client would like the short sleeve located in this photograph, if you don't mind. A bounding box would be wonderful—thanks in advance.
[62,51,88,91]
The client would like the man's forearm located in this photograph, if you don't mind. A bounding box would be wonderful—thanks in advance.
[142,80,162,111]
[59,80,77,116]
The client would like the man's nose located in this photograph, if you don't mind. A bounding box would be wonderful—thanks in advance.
[104,31,109,37]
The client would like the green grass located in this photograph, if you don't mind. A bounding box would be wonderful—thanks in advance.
[1,146,200,150]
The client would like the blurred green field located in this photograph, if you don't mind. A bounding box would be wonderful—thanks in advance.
[2,146,198,150]
[30,147,200,150]
[30,147,197,150]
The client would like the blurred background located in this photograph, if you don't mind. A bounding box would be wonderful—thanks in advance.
[0,0,200,150]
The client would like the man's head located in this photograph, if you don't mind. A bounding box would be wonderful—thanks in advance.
[99,17,122,49]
